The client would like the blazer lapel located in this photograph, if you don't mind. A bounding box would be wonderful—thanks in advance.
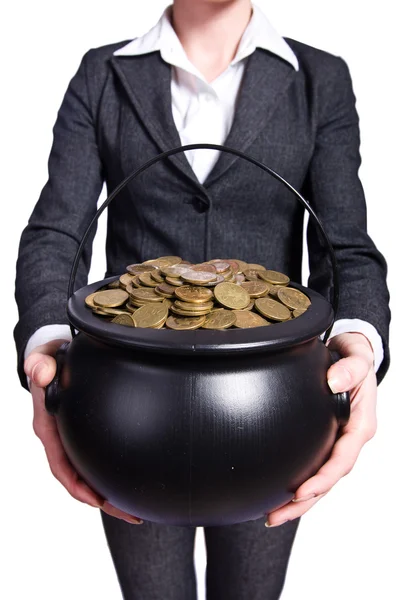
[110,52,201,186]
[204,50,298,187]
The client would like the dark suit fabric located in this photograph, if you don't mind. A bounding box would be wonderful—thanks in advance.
[14,39,391,389]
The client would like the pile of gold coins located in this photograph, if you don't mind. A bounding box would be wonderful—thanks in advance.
[85,256,311,330]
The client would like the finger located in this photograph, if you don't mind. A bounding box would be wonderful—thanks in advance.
[31,385,103,507]
[265,492,328,527]
[101,501,143,525]
[25,353,57,388]
[327,355,371,394]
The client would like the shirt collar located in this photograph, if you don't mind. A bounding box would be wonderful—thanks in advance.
[113,3,299,73]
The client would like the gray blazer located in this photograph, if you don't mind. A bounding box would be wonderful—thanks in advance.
[14,38,391,389]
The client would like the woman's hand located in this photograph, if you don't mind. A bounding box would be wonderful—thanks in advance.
[24,341,143,525]
[265,332,377,527]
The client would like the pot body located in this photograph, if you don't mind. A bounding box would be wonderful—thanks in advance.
[50,332,344,526]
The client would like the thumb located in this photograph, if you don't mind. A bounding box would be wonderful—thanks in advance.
[24,353,57,388]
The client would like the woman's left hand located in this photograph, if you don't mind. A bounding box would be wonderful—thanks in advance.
[265,332,377,527]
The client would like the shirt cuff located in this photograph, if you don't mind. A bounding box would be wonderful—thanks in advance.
[24,325,73,390]
[325,318,384,373]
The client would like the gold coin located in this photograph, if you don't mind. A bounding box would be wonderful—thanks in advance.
[214,282,251,310]
[107,280,120,289]
[119,273,135,288]
[165,315,206,330]
[165,276,184,286]
[255,297,291,321]
[111,313,135,327]
[277,287,311,310]
[100,307,132,316]
[207,260,230,273]
[138,272,158,287]
[241,300,255,311]
[170,305,212,317]
[92,307,113,316]
[198,274,225,287]
[150,270,165,283]
[173,299,214,311]
[155,283,177,297]
[93,289,129,308]
[258,270,290,286]
[126,263,157,275]
[243,269,261,281]
[293,308,307,318]
[202,309,237,329]
[240,281,270,298]
[162,299,173,310]
[125,303,137,313]
[85,292,99,309]
[246,263,266,271]
[229,259,249,274]
[129,288,165,302]
[161,264,191,277]
[232,310,270,328]
[175,285,213,304]
[180,270,217,284]
[132,303,169,328]
[268,284,284,298]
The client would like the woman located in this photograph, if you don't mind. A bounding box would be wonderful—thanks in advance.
[15,0,390,598]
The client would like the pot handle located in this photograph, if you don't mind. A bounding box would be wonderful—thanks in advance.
[45,342,70,415]
[67,143,339,343]
[329,350,351,427]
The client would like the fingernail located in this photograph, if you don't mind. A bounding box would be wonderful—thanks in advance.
[292,493,317,503]
[265,519,288,528]
[31,362,45,383]
[328,367,351,394]
[127,517,144,525]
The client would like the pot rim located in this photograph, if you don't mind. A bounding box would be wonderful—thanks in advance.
[67,277,333,355]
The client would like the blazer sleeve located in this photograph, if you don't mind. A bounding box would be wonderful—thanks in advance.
[303,57,391,385]
[13,49,105,391]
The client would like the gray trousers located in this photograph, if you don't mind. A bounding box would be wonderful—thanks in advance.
[101,512,300,600]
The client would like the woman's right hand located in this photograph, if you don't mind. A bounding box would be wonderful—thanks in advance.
[24,340,143,525]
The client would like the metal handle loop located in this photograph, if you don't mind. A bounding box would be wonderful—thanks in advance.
[68,143,339,342]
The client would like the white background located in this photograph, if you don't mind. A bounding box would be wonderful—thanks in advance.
[2,1,395,598]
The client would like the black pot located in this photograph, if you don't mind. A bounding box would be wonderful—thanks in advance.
[46,144,350,527]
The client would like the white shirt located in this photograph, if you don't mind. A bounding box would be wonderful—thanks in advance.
[25,3,383,373]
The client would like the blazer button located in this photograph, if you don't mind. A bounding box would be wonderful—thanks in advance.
[191,195,209,213]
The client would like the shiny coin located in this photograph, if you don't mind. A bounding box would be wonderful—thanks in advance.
[277,287,311,310]
[111,313,135,327]
[208,260,230,273]
[240,281,270,298]
[243,269,261,281]
[129,288,165,302]
[165,315,207,330]
[202,309,237,329]
[258,270,290,286]
[132,303,169,328]
[268,284,284,298]
[85,292,99,309]
[165,276,184,286]
[190,263,217,273]
[255,297,291,321]
[181,270,217,284]
[232,310,270,328]
[155,283,177,298]
[138,272,158,287]
[175,285,213,304]
[246,263,266,271]
[293,308,307,318]
[198,274,225,287]
[170,306,212,317]
[161,265,191,277]
[93,289,129,308]
[214,282,251,310]
[150,270,165,283]
[126,263,157,275]
[119,273,135,288]
[173,299,214,311]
